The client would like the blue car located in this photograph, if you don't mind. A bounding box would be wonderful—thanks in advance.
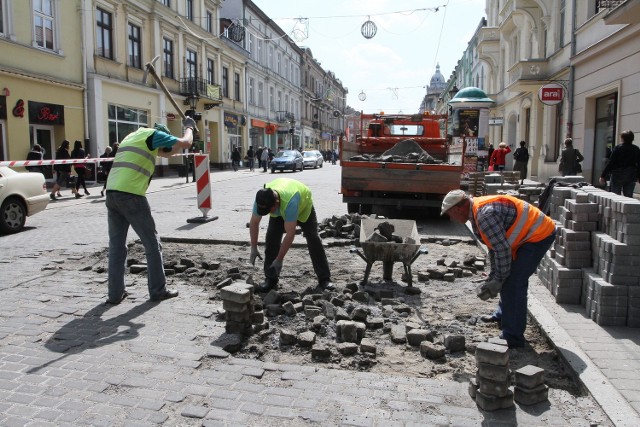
[270,150,304,173]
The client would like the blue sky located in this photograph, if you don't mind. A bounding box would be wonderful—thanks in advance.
[251,0,486,114]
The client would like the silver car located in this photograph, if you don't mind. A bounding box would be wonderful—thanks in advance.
[302,150,324,169]
[0,166,50,234]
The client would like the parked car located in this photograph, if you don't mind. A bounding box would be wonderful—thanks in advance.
[302,150,324,169]
[0,166,50,234]
[270,150,304,173]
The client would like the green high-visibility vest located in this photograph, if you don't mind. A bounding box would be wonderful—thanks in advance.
[106,128,158,196]
[266,178,313,222]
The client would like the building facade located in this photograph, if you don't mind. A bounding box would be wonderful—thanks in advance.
[0,0,85,181]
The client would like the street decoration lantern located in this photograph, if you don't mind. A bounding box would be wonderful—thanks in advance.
[361,17,377,39]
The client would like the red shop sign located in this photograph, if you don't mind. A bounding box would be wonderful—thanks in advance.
[28,101,65,125]
[538,83,564,106]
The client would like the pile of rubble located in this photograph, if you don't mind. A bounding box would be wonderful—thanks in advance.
[347,139,444,164]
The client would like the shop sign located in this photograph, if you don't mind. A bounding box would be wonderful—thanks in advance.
[224,112,238,128]
[0,96,6,120]
[538,83,564,106]
[28,101,64,125]
[166,113,176,121]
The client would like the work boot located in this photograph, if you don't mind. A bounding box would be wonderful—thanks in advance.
[318,280,335,291]
[256,280,277,293]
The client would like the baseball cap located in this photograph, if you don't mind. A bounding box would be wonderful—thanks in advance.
[441,190,467,216]
[153,123,171,134]
[255,188,276,216]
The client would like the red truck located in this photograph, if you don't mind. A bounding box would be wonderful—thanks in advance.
[340,112,464,214]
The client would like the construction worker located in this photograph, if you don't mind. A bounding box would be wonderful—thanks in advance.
[441,190,556,348]
[105,118,196,304]
[249,178,334,292]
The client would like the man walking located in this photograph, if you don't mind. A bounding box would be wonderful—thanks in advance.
[248,178,334,292]
[441,190,556,348]
[599,130,639,198]
[105,118,196,304]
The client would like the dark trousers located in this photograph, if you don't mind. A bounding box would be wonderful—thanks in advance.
[263,206,330,285]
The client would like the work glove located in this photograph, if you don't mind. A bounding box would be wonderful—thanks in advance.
[249,246,262,266]
[182,117,197,130]
[476,278,503,301]
[269,259,283,278]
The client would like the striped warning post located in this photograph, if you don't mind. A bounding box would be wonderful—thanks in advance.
[187,154,218,223]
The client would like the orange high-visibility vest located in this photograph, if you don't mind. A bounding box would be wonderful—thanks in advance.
[472,195,555,259]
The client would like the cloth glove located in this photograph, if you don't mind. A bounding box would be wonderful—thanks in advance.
[269,259,283,277]
[249,246,262,266]
[182,117,197,130]
[476,279,503,301]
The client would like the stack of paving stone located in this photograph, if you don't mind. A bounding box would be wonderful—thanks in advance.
[514,365,548,405]
[483,173,519,195]
[537,184,640,327]
[470,341,514,411]
[220,282,261,336]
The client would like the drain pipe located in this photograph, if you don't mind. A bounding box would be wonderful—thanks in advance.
[567,0,577,139]
[79,1,90,153]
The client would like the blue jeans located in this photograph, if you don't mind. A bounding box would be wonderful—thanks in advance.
[106,191,167,301]
[494,230,556,347]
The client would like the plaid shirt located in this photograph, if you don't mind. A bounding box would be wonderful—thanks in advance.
[468,197,518,282]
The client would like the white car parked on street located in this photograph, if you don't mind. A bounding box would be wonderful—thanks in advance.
[0,166,50,234]
[302,150,324,169]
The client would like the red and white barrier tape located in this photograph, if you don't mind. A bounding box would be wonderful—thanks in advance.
[0,158,114,168]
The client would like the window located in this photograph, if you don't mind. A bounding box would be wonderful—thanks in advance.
[257,40,263,64]
[277,53,281,74]
[234,72,240,101]
[269,87,274,109]
[0,0,4,34]
[249,78,255,105]
[186,0,193,21]
[163,38,174,79]
[159,0,170,7]
[249,34,254,57]
[222,67,229,97]
[207,59,215,84]
[34,0,55,50]
[258,82,264,107]
[186,49,197,78]
[559,0,565,48]
[128,23,141,69]
[96,7,113,59]
[108,104,149,145]
[206,11,212,33]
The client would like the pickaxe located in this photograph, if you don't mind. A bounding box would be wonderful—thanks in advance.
[143,55,199,132]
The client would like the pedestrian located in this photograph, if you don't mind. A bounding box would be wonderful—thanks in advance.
[104,118,196,304]
[71,140,90,198]
[249,177,334,293]
[599,130,639,198]
[512,140,530,184]
[247,146,255,171]
[261,147,270,172]
[99,145,115,197]
[487,144,495,170]
[441,190,556,348]
[489,142,511,172]
[231,146,241,171]
[26,144,45,174]
[50,140,72,201]
[332,149,338,165]
[558,138,584,176]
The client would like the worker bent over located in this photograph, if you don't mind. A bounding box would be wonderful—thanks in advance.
[441,190,556,348]
[249,178,334,292]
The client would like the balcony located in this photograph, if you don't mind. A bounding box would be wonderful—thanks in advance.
[507,59,550,90]
[601,0,640,24]
[276,111,295,123]
[179,78,222,104]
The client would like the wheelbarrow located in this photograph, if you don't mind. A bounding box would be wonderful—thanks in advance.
[349,219,428,287]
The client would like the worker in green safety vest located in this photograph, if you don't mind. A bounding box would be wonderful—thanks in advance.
[105,117,197,304]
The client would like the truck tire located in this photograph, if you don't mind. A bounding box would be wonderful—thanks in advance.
[347,203,359,214]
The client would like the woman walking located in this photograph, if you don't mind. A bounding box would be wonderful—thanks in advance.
[71,140,89,198]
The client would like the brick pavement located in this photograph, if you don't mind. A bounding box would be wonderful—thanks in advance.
[0,168,638,426]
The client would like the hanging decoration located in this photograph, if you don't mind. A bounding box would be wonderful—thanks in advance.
[227,21,245,43]
[361,16,377,39]
[291,18,309,42]
[358,91,367,101]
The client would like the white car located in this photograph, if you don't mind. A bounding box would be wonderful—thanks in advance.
[302,150,324,169]
[0,166,50,234]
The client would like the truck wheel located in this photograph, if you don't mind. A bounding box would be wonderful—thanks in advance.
[347,203,359,214]
[271,168,275,173]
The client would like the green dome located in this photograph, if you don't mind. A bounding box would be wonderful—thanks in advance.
[449,87,494,104]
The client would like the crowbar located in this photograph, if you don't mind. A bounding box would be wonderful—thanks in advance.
[144,55,199,132]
